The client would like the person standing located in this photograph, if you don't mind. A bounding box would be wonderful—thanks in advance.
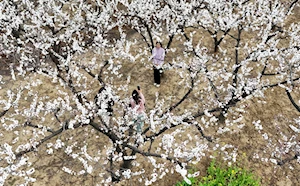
[129,87,146,133]
[149,42,165,87]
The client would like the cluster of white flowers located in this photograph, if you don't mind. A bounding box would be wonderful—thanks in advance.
[0,0,299,185]
[0,144,36,185]
[252,120,263,131]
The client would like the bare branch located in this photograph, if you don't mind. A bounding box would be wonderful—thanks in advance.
[24,121,54,133]
[145,114,215,143]
[0,109,9,118]
[148,138,154,152]
[166,34,174,50]
[133,28,151,51]
[124,143,186,168]
[98,60,109,85]
[192,107,223,119]
[264,77,300,88]
[16,121,84,158]
[109,152,121,182]
[54,108,61,123]
[262,73,280,76]
[145,22,154,50]
[286,0,299,15]
[286,90,300,112]
[194,123,213,142]
[214,29,231,52]
[89,121,119,145]
[163,69,197,114]
[81,60,109,85]
[277,153,299,166]
[126,13,154,52]
[232,25,243,90]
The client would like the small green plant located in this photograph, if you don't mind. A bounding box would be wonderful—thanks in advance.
[175,177,197,186]
[175,160,260,186]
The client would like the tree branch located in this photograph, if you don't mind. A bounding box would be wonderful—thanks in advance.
[145,75,299,146]
[144,22,154,50]
[166,34,174,50]
[109,152,121,182]
[81,60,109,85]
[286,90,300,112]
[286,0,299,15]
[24,121,54,133]
[98,60,109,85]
[263,77,300,89]
[214,29,231,52]
[181,28,220,101]
[0,109,9,118]
[144,113,215,143]
[16,121,84,158]
[54,108,61,123]
[133,28,151,51]
[232,25,243,90]
[163,69,196,114]
[277,153,299,166]
[89,121,120,146]
[262,72,280,76]
[194,123,213,142]
[128,14,154,52]
[124,143,185,168]
[148,138,154,152]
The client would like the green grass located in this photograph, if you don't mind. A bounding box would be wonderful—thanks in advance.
[175,160,260,186]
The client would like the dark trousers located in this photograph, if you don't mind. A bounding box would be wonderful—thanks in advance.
[154,67,161,84]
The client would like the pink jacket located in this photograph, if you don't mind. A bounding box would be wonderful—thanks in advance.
[130,92,145,114]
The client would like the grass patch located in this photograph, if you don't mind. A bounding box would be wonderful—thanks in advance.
[176,159,260,186]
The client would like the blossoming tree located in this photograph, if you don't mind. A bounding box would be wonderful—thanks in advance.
[0,0,299,185]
